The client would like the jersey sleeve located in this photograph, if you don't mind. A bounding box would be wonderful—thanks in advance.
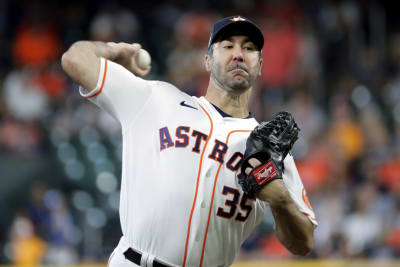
[79,57,152,129]
[282,155,318,226]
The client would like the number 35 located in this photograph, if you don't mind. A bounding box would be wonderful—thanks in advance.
[217,186,255,222]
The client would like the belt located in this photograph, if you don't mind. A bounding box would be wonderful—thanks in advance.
[123,248,169,267]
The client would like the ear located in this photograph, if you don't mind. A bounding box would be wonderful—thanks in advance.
[258,58,263,76]
[204,54,211,72]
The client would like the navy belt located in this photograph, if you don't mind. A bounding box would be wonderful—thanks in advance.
[123,248,169,267]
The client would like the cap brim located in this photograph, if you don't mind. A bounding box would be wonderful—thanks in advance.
[210,20,264,51]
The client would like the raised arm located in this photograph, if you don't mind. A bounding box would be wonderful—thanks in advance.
[61,41,150,90]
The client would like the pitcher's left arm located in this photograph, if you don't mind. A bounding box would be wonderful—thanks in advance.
[238,112,316,255]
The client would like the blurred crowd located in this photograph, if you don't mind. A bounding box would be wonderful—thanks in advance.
[1,0,400,265]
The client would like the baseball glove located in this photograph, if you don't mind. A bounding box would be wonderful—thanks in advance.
[238,111,300,196]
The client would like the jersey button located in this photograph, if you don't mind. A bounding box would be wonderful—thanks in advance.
[206,169,212,178]
[201,201,206,208]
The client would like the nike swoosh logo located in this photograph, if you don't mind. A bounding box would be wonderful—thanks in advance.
[180,101,198,110]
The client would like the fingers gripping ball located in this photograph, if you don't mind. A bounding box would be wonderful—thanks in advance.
[136,48,151,69]
[238,111,300,196]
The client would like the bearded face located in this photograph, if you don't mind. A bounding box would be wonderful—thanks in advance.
[208,35,262,94]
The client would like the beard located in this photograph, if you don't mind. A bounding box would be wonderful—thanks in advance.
[211,60,259,93]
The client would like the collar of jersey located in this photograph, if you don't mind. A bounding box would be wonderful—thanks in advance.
[210,103,253,119]
[197,96,254,120]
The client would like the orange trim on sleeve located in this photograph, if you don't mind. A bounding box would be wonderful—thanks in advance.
[303,212,316,221]
[182,104,213,267]
[301,188,316,221]
[302,188,313,211]
[89,58,108,98]
[199,129,251,267]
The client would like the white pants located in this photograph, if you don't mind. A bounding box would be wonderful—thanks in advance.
[107,236,140,267]
[108,236,172,267]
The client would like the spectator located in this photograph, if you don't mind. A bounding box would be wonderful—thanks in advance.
[10,213,47,265]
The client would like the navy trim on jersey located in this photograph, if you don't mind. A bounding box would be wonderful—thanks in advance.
[211,103,253,119]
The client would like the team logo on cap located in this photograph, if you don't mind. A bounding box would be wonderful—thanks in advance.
[230,16,245,22]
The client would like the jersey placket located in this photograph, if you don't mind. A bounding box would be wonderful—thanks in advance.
[198,119,227,267]
[183,111,226,267]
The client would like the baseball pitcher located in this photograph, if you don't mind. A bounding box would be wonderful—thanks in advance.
[61,15,317,267]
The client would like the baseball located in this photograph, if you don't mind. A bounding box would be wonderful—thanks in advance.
[136,48,151,69]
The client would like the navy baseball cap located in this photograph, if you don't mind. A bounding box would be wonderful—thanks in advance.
[208,15,264,51]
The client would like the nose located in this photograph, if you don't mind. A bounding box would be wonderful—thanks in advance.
[232,45,244,62]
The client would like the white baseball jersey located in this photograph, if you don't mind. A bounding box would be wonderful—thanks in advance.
[80,58,317,267]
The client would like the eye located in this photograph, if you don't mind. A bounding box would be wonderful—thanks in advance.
[221,41,233,49]
[243,45,256,51]
[243,42,257,51]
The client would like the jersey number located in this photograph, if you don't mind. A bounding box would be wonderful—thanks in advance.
[216,186,255,222]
